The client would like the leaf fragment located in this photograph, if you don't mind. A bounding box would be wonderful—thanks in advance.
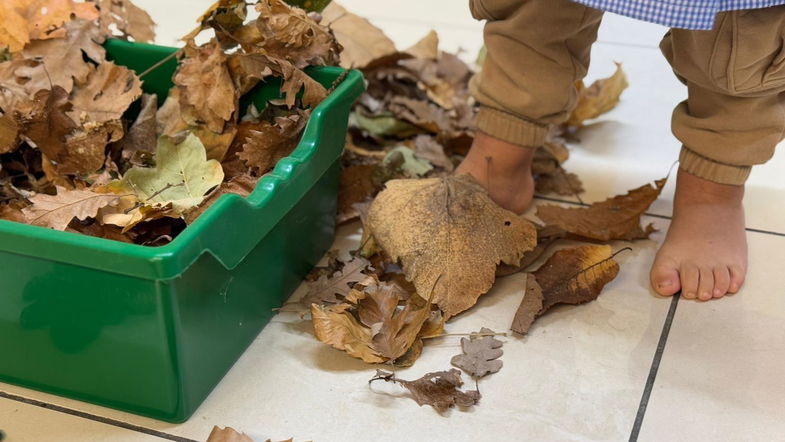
[23,186,121,230]
[567,63,629,127]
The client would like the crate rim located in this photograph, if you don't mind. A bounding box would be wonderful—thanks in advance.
[0,40,364,281]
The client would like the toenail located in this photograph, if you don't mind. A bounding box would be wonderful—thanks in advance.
[657,281,671,289]
[713,289,723,297]
[700,292,711,300]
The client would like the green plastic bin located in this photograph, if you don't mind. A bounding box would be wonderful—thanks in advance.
[0,40,364,422]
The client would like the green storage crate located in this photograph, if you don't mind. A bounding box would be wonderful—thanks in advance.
[0,40,364,422]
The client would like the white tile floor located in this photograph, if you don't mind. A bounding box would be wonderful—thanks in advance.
[3,1,785,441]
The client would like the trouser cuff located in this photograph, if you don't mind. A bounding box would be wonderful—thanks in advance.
[475,106,547,148]
[679,146,751,185]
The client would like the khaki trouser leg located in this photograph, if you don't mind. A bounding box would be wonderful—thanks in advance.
[662,8,785,185]
[468,0,603,147]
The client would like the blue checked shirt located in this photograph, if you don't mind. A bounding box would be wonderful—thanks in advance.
[572,0,785,29]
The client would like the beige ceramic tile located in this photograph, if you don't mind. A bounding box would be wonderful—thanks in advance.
[0,397,161,442]
[636,231,785,442]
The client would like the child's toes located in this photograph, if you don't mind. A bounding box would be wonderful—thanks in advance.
[697,268,715,301]
[728,265,746,294]
[650,260,681,296]
[680,264,700,299]
[713,267,731,298]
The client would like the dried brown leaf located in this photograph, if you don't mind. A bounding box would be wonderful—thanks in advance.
[450,327,503,378]
[567,63,629,127]
[367,175,537,318]
[184,174,258,224]
[404,30,439,60]
[0,111,20,154]
[511,245,621,334]
[206,426,254,442]
[321,2,397,69]
[535,167,584,196]
[370,369,480,412]
[23,186,121,230]
[237,112,307,173]
[536,178,666,241]
[115,93,157,163]
[311,302,385,363]
[300,256,370,307]
[411,134,453,172]
[93,0,156,43]
[68,61,142,124]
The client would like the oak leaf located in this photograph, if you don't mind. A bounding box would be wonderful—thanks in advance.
[0,112,20,154]
[18,19,106,94]
[567,63,629,127]
[237,112,307,172]
[300,256,371,307]
[367,175,537,318]
[68,61,142,124]
[115,93,157,164]
[175,39,237,134]
[536,178,666,241]
[104,133,225,214]
[206,426,253,442]
[370,369,480,412]
[23,186,121,230]
[450,328,503,378]
[16,87,77,165]
[511,245,622,334]
[311,301,385,364]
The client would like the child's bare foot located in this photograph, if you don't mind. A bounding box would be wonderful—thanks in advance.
[650,169,748,301]
[455,132,535,214]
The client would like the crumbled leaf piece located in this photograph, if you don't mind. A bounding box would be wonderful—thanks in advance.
[535,167,584,196]
[511,245,621,334]
[404,30,439,60]
[93,0,156,43]
[567,63,629,127]
[370,369,481,412]
[382,146,432,178]
[536,178,666,241]
[23,186,121,230]
[321,2,397,69]
[367,175,537,318]
[450,327,503,378]
[412,134,453,172]
[104,133,225,214]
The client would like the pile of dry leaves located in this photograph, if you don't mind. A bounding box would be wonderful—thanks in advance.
[295,3,665,412]
[0,0,340,245]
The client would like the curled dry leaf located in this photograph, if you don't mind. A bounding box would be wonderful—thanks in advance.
[115,93,157,164]
[536,178,666,241]
[450,327,503,378]
[535,167,584,196]
[567,62,629,127]
[321,2,397,69]
[497,224,566,277]
[300,255,370,307]
[511,245,622,334]
[370,369,480,412]
[0,0,99,52]
[22,186,121,230]
[367,174,537,318]
[206,426,254,442]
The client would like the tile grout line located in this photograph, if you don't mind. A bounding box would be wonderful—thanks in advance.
[532,195,785,237]
[0,391,196,442]
[629,294,680,441]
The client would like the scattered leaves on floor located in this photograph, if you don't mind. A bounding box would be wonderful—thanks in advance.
[511,245,623,334]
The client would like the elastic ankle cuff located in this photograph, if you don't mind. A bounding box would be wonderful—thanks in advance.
[679,147,751,185]
[475,106,547,148]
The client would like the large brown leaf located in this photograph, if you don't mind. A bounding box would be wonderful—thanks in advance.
[367,174,537,318]
[321,2,397,69]
[370,369,480,412]
[536,178,666,241]
[17,87,77,165]
[511,245,621,334]
[0,0,99,52]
